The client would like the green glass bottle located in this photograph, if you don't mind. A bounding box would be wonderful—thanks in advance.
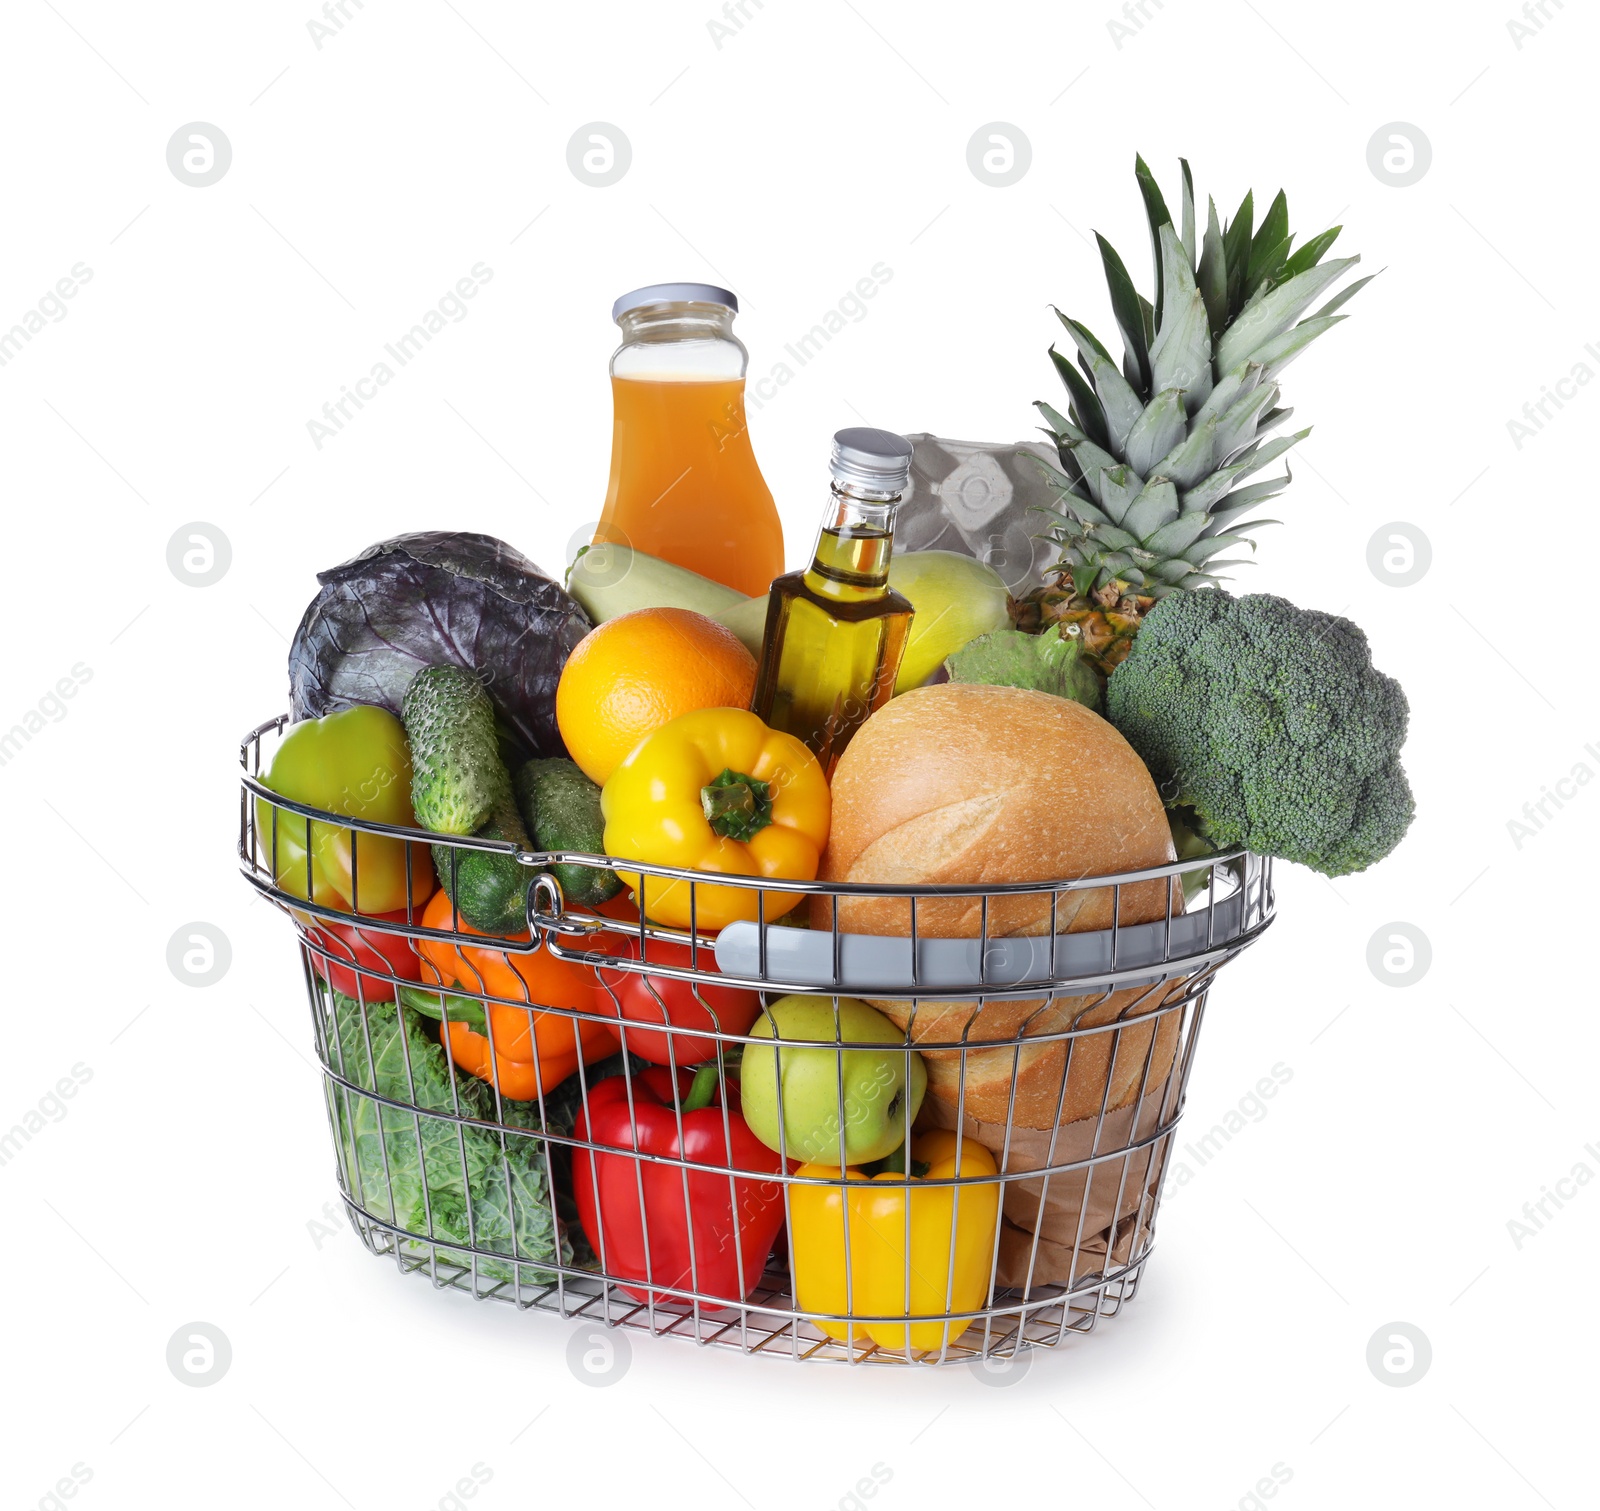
[752,428,914,774]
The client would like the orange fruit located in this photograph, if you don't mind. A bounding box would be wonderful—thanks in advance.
[556,607,759,785]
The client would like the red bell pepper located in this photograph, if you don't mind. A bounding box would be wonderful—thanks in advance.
[304,910,423,1003]
[572,1066,788,1305]
[593,937,761,1067]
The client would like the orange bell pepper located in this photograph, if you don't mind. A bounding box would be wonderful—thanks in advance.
[416,888,617,1100]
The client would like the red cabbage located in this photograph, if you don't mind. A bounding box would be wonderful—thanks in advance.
[288,532,590,763]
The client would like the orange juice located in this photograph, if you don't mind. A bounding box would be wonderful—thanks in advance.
[594,284,784,599]
[596,377,783,599]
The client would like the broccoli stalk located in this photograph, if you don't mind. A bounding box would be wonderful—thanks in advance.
[1106,590,1414,878]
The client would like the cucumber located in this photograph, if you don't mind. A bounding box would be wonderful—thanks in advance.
[404,666,504,835]
[567,543,745,624]
[402,665,532,934]
[514,757,621,907]
[433,782,532,935]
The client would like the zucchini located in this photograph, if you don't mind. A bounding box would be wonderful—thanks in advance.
[514,757,621,907]
[567,543,745,624]
[402,665,532,934]
[714,592,769,658]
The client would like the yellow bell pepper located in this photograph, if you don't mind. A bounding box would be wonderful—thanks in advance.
[789,1130,1001,1353]
[600,707,830,930]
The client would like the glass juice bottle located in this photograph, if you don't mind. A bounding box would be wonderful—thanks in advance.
[752,428,915,774]
[592,283,784,599]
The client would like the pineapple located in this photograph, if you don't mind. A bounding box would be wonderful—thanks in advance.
[1014,156,1370,675]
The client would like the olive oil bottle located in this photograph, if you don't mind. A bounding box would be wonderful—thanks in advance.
[752,428,914,773]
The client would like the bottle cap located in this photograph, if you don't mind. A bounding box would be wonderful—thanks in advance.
[829,427,914,494]
[612,283,738,322]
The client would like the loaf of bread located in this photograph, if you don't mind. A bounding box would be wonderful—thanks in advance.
[813,684,1183,1127]
[905,982,1184,1127]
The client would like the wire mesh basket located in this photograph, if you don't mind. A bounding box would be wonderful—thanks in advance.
[239,713,1275,1365]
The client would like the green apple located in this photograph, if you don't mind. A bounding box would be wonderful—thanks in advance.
[740,995,927,1166]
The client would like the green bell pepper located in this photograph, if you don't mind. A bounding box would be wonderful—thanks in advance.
[256,704,435,915]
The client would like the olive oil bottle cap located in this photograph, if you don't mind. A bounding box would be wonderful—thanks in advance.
[829,427,913,494]
[612,283,738,322]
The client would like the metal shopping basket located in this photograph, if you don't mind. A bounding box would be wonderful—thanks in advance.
[239,713,1275,1366]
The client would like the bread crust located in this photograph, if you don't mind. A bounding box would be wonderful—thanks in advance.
[875,981,1184,1127]
[814,684,1176,936]
[814,684,1184,1127]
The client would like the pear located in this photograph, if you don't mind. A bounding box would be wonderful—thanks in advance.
[716,550,1010,684]
[887,550,1010,692]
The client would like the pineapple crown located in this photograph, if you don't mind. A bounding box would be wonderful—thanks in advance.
[1034,156,1370,601]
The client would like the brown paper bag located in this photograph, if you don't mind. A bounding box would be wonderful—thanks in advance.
[924,1078,1175,1292]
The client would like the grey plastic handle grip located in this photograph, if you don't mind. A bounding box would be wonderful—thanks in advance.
[714,890,1248,998]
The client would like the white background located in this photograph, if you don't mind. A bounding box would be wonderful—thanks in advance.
[2,1,1597,1508]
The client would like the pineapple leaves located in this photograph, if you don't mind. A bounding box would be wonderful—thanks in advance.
[1192,365,1262,431]
[1144,509,1218,557]
[1035,399,1076,440]
[1029,160,1366,610]
[1055,314,1144,449]
[1202,496,1284,538]
[1198,198,1228,341]
[1213,382,1281,462]
[1185,532,1265,566]
[1206,516,1280,542]
[1134,154,1175,329]
[1121,480,1180,541]
[1069,559,1101,597]
[1048,347,1110,451]
[1098,465,1142,525]
[1123,387,1186,475]
[1222,188,1253,319]
[1179,159,1197,268]
[1088,522,1140,551]
[1149,557,1201,587]
[1151,414,1220,490]
[1312,272,1376,320]
[1247,235,1294,296]
[1094,551,1138,577]
[1176,568,1246,591]
[1096,232,1153,396]
[1211,471,1293,518]
[1150,223,1213,410]
[1053,308,1115,363]
[1250,314,1347,378]
[1254,405,1295,439]
[1039,421,1146,514]
[1246,190,1290,293]
[1283,225,1341,278]
[1215,256,1360,374]
[1030,454,1099,516]
[1179,428,1308,512]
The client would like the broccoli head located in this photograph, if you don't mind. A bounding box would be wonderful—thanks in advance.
[1105,590,1414,877]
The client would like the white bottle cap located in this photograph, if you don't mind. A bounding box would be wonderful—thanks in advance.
[612,283,738,322]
